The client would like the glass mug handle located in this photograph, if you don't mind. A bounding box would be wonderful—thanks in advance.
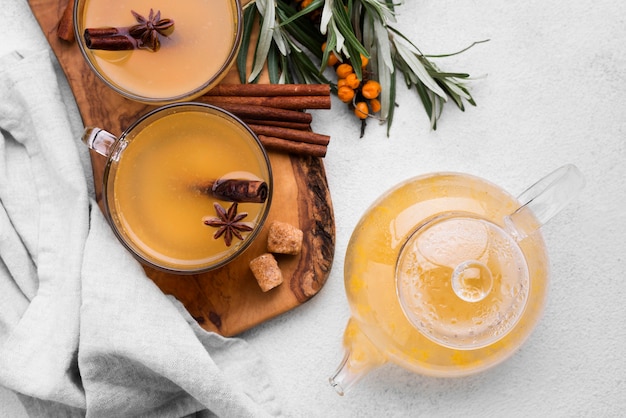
[81,127,118,158]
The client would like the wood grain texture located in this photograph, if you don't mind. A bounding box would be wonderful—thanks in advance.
[28,0,335,336]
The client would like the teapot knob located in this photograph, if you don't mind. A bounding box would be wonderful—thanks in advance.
[451,260,493,303]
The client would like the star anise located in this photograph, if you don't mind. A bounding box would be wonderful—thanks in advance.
[128,9,175,52]
[203,202,254,247]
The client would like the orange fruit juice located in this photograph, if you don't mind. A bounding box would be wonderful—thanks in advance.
[104,105,271,272]
[343,173,549,376]
[77,0,240,102]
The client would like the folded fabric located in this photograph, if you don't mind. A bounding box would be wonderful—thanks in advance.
[0,49,280,417]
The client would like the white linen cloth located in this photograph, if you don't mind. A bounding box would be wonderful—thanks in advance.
[0,48,281,417]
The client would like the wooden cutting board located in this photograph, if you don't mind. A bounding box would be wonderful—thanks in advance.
[28,0,335,336]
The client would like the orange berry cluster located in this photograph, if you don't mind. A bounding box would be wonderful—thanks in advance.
[323,43,382,121]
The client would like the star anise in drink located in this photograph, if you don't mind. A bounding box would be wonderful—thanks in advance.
[129,9,175,52]
[203,202,254,247]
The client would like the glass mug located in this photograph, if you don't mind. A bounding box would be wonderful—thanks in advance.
[82,102,272,274]
[330,165,584,395]
[73,0,243,104]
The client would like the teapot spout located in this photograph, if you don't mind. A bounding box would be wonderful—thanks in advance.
[329,319,386,396]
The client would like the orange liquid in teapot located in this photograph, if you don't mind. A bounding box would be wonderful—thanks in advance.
[343,173,549,376]
[80,0,238,100]
[106,107,270,272]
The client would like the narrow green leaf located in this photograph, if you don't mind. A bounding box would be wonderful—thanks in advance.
[279,0,324,26]
[319,0,333,34]
[237,5,257,83]
[373,13,393,71]
[386,67,397,136]
[395,41,447,99]
[414,80,434,123]
[267,42,281,84]
[319,30,338,73]
[425,39,490,58]
[331,0,369,58]
[248,0,275,82]
[442,78,472,101]
[430,72,470,79]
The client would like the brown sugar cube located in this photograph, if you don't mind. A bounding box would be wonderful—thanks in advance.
[267,221,303,255]
[249,253,283,292]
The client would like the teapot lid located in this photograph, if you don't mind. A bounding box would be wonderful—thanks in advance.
[395,213,529,350]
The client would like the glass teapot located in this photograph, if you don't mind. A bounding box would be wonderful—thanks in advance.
[330,165,584,395]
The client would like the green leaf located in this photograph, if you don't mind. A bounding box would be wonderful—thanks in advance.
[319,29,338,73]
[279,0,324,26]
[414,79,434,124]
[361,0,396,25]
[248,0,276,82]
[425,39,490,58]
[331,0,369,58]
[276,6,325,58]
[430,72,470,79]
[237,5,258,83]
[372,12,393,71]
[385,66,397,136]
[394,40,447,99]
[267,42,281,84]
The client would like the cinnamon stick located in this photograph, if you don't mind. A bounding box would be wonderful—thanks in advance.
[196,178,269,203]
[57,0,75,42]
[83,28,138,50]
[198,84,332,158]
[241,119,311,131]
[201,95,331,110]
[205,84,330,97]
[198,102,313,124]
[258,135,327,158]
[247,124,330,146]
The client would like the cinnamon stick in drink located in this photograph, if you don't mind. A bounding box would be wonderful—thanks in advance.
[83,28,139,50]
[196,178,269,203]
[83,10,175,52]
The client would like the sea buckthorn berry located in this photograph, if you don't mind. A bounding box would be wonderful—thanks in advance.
[360,53,369,68]
[322,43,340,66]
[301,0,313,8]
[336,63,353,79]
[345,73,361,89]
[369,98,381,113]
[354,101,369,119]
[338,86,355,103]
[362,80,381,99]
[327,53,339,66]
[337,78,348,89]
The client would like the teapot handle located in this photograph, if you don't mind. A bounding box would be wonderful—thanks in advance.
[504,164,585,241]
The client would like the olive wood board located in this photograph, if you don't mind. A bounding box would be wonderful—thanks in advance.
[28,0,336,336]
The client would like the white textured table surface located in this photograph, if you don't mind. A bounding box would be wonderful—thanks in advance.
[2,0,625,416]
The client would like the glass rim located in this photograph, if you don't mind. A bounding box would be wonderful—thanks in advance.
[73,0,244,104]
